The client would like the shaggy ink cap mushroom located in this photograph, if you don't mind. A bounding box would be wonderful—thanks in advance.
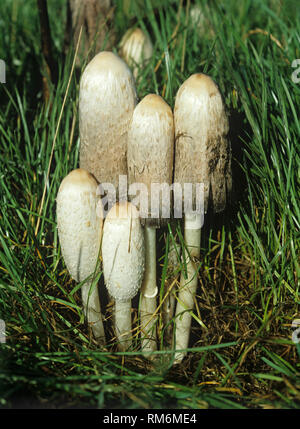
[56,169,102,282]
[127,94,174,355]
[102,201,145,350]
[79,51,137,195]
[127,93,174,227]
[173,73,232,363]
[56,168,105,344]
[119,27,153,79]
[174,73,231,214]
[102,202,145,302]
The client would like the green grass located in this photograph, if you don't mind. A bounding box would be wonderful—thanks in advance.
[0,0,299,409]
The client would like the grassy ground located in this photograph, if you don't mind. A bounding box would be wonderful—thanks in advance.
[0,0,299,409]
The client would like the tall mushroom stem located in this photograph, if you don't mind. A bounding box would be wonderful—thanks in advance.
[81,281,105,343]
[114,300,132,350]
[174,213,201,363]
[140,225,158,355]
[163,237,181,346]
[36,0,57,103]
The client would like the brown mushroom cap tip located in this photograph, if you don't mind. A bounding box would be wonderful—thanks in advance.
[58,169,98,193]
[85,51,132,76]
[123,28,146,42]
[174,73,232,214]
[181,73,219,96]
[139,94,171,112]
[106,200,140,222]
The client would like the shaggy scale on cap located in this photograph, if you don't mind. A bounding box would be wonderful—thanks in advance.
[79,51,137,194]
[127,94,174,226]
[102,202,145,302]
[56,168,102,282]
[174,73,232,214]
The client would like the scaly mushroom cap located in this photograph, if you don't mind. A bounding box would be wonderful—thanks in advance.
[79,51,137,193]
[102,201,145,302]
[174,73,232,213]
[127,94,174,226]
[119,27,153,77]
[56,168,103,282]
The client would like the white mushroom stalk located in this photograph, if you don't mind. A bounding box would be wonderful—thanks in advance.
[162,238,181,346]
[102,202,145,351]
[173,213,202,363]
[56,168,105,345]
[79,51,137,197]
[119,27,153,79]
[127,94,174,355]
[173,73,231,363]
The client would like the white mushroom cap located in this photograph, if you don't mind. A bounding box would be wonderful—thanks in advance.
[174,73,232,213]
[56,168,103,282]
[79,51,137,192]
[102,201,145,302]
[189,4,214,38]
[189,4,205,28]
[127,94,174,226]
[119,27,153,78]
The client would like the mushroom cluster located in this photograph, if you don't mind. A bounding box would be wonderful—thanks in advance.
[56,48,231,363]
